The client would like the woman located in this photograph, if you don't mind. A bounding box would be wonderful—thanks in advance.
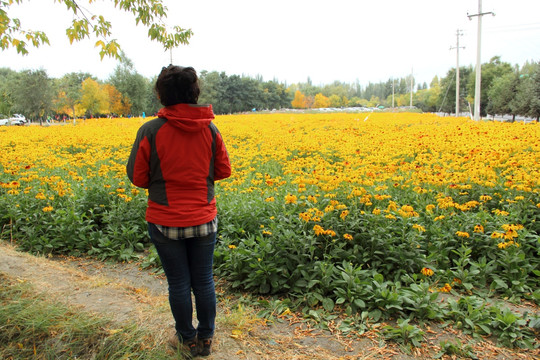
[127,65,231,358]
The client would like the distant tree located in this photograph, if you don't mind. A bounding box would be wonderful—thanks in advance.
[199,71,225,112]
[439,66,473,114]
[415,80,441,112]
[291,90,306,109]
[261,81,290,110]
[145,75,160,116]
[220,75,244,113]
[53,72,91,120]
[313,93,330,108]
[0,67,16,115]
[1,0,192,59]
[10,69,53,121]
[487,70,519,120]
[512,62,540,121]
[103,83,130,116]
[468,56,513,116]
[367,96,381,108]
[329,94,343,108]
[109,56,149,115]
[80,78,108,116]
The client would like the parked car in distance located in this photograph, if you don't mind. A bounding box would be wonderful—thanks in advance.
[0,114,9,126]
[10,114,27,125]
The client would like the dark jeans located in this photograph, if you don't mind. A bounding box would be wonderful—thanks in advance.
[148,222,216,341]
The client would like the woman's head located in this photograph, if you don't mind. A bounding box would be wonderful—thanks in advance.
[155,65,200,106]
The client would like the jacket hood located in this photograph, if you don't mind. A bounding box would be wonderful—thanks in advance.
[157,103,215,132]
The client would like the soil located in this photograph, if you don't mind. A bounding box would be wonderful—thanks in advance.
[0,241,538,359]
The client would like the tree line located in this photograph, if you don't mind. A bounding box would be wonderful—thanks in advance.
[1,56,538,121]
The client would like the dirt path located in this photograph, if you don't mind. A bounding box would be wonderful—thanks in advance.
[0,242,537,359]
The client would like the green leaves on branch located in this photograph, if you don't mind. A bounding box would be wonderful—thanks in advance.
[0,1,50,54]
[0,0,192,59]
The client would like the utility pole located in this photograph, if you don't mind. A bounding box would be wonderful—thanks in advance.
[468,0,494,121]
[450,29,465,116]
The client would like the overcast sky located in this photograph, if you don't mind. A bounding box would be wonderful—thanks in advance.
[1,0,539,86]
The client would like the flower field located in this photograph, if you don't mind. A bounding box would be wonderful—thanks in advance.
[1,113,539,347]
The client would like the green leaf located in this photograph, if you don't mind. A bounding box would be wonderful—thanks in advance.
[322,298,334,312]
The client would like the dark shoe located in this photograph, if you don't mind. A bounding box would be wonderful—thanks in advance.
[184,339,199,358]
[198,338,213,357]
[168,334,198,358]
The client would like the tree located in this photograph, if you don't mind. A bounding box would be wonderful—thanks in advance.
[109,56,149,115]
[438,66,472,114]
[10,69,53,121]
[103,83,130,116]
[291,90,306,109]
[329,94,343,108]
[79,78,108,116]
[53,72,91,120]
[512,62,540,121]
[0,0,192,59]
[313,93,330,108]
[0,67,16,115]
[468,56,513,116]
[487,71,519,120]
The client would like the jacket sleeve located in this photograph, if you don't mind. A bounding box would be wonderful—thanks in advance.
[214,131,231,181]
[126,128,151,188]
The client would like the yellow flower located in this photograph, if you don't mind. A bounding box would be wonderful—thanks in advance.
[480,195,492,202]
[492,209,509,216]
[307,195,317,203]
[455,231,470,238]
[299,212,311,222]
[372,208,381,215]
[421,267,434,276]
[385,214,397,220]
[434,215,445,221]
[473,225,484,233]
[340,210,349,220]
[265,197,275,202]
[228,244,237,249]
[343,233,353,241]
[324,229,336,237]
[285,194,297,204]
[313,225,325,236]
[438,283,452,293]
[42,206,54,212]
[425,204,435,212]
[262,230,272,236]
[413,224,426,232]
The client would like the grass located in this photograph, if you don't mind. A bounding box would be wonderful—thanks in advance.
[0,273,172,360]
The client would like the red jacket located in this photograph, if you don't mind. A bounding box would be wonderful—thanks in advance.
[126,104,231,227]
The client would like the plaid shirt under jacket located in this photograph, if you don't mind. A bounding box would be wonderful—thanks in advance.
[153,217,218,240]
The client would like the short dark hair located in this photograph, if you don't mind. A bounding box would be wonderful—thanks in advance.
[155,65,200,106]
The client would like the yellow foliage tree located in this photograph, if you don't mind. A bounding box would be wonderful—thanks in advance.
[103,84,131,116]
[367,96,381,108]
[313,93,330,108]
[53,91,71,115]
[329,94,342,108]
[80,78,109,117]
[291,90,306,109]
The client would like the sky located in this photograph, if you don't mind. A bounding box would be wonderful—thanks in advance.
[1,0,539,87]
